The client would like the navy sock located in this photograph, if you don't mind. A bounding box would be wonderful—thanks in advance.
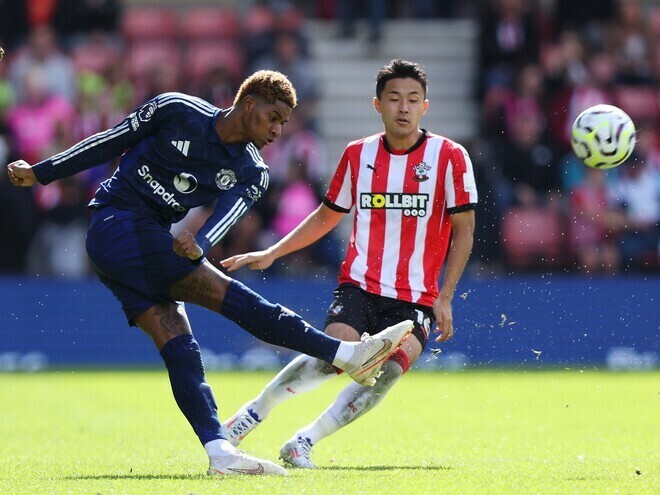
[220,279,340,363]
[160,334,223,445]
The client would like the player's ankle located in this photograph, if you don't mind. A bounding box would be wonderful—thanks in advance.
[331,341,358,371]
[205,438,235,458]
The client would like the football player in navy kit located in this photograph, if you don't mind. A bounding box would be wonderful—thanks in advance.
[6,70,413,476]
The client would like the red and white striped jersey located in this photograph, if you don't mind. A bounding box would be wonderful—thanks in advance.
[324,131,478,307]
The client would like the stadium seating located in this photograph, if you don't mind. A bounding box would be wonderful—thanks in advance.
[184,41,245,82]
[71,41,119,75]
[243,4,276,36]
[180,8,240,41]
[127,41,181,81]
[500,206,567,269]
[121,8,179,42]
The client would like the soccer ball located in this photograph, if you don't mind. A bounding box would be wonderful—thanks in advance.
[570,104,636,169]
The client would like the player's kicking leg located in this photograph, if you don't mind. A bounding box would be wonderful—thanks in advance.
[170,266,413,386]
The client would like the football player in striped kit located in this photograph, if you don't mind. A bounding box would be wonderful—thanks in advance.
[221,59,478,468]
[6,70,413,476]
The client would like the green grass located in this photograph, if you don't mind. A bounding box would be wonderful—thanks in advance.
[0,370,657,494]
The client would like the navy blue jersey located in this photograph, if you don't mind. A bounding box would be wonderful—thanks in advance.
[32,92,269,256]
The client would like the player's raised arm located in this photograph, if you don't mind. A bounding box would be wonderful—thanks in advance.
[28,97,167,186]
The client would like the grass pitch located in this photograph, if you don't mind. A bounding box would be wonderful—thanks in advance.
[0,369,657,495]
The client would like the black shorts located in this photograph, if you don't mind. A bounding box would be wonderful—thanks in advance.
[324,284,434,349]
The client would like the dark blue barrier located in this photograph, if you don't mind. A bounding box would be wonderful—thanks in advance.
[1,275,657,369]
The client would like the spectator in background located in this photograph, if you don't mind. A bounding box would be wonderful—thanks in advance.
[8,25,77,103]
[553,0,615,51]
[6,67,76,165]
[251,29,320,129]
[551,50,617,155]
[568,167,621,273]
[478,0,539,97]
[259,110,327,187]
[482,62,546,138]
[197,65,237,110]
[26,175,91,277]
[608,143,660,271]
[607,0,656,85]
[139,62,179,102]
[53,0,122,47]
[490,103,562,210]
[541,29,589,103]
[0,165,39,274]
[256,110,341,272]
[337,0,384,45]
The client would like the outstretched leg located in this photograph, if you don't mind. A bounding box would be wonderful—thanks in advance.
[170,262,411,385]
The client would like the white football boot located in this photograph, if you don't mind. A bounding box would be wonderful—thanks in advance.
[345,320,413,386]
[223,403,260,447]
[208,449,288,476]
[279,435,316,469]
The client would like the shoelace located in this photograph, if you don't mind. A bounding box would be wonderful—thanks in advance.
[229,413,257,437]
[360,332,374,348]
[296,437,313,460]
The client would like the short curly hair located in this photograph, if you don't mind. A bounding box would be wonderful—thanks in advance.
[234,70,297,108]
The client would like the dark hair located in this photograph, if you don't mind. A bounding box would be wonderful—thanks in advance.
[234,70,297,108]
[375,59,428,99]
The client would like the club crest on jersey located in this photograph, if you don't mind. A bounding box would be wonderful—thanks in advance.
[360,193,429,217]
[216,169,237,190]
[412,162,431,182]
[138,102,157,122]
[329,302,343,316]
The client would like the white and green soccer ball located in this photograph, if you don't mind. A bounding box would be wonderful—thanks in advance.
[570,104,636,169]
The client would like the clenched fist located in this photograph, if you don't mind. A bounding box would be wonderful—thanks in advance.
[7,161,38,187]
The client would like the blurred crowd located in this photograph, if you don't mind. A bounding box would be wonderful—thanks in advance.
[472,0,660,275]
[0,0,658,278]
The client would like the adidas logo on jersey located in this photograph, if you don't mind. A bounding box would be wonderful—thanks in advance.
[172,140,190,156]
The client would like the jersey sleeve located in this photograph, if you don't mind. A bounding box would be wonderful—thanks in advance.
[323,146,353,213]
[195,165,269,256]
[445,143,478,214]
[32,96,168,185]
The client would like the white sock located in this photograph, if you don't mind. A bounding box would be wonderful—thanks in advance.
[296,360,404,445]
[204,438,235,458]
[297,411,341,446]
[332,341,357,370]
[250,354,335,420]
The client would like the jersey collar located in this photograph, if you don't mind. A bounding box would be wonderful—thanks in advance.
[382,129,428,155]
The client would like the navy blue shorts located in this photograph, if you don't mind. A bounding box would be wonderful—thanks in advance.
[86,206,200,325]
[324,284,435,349]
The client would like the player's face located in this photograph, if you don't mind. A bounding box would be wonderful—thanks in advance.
[374,78,428,147]
[245,97,292,149]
